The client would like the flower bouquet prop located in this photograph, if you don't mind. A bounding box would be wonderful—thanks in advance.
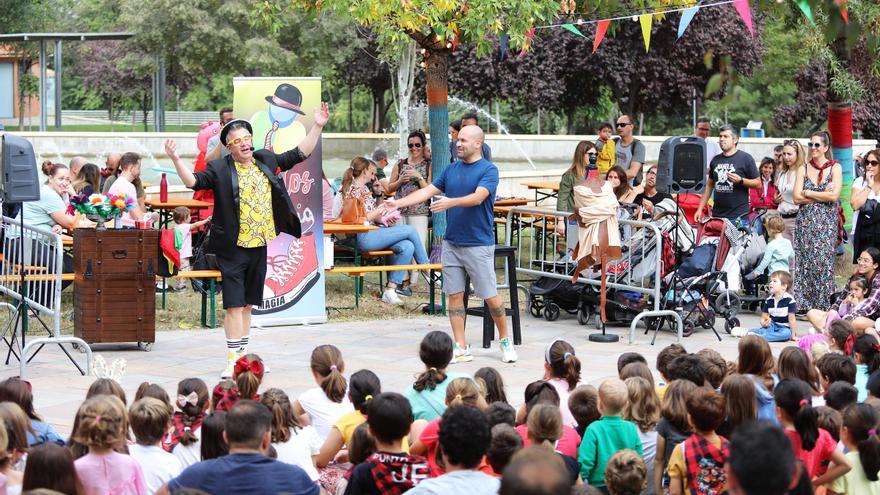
[68,192,136,230]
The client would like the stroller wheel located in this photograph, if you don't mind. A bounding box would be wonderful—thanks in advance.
[682,320,696,338]
[725,317,741,334]
[544,303,561,322]
[577,306,591,326]
[528,299,544,318]
[714,291,742,318]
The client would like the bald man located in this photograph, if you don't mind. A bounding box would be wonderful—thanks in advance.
[386,125,518,364]
[69,156,87,179]
[101,152,122,190]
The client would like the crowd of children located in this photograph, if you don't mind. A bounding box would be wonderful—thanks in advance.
[1,327,879,495]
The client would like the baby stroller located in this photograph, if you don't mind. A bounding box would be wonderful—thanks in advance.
[527,274,591,324]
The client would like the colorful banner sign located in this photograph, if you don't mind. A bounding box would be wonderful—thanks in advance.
[232,77,327,326]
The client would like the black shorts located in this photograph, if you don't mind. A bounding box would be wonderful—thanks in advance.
[216,245,267,309]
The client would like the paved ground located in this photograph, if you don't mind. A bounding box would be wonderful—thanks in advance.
[1,308,784,437]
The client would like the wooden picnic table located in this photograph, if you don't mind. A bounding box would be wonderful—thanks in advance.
[521,180,561,205]
[494,197,535,208]
[324,223,379,235]
[146,198,212,227]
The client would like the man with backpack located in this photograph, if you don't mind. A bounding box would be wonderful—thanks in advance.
[614,115,646,185]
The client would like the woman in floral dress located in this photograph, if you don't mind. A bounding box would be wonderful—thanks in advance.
[793,131,842,312]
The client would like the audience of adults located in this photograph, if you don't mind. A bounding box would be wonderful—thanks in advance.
[340,157,429,306]
[807,247,880,335]
[387,130,432,296]
[775,140,804,242]
[851,149,880,263]
[793,131,842,313]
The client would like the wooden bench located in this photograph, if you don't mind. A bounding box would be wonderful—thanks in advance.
[157,270,223,328]
[326,263,444,312]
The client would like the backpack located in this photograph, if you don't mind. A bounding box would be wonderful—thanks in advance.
[682,434,729,495]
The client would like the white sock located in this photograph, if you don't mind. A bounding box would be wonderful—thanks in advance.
[226,339,240,355]
[240,334,249,354]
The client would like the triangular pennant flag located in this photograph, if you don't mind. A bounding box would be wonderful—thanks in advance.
[451,29,460,52]
[678,6,699,39]
[518,26,535,58]
[593,19,611,53]
[562,23,587,38]
[733,0,754,37]
[836,0,848,23]
[500,34,508,61]
[639,14,652,52]
[796,0,814,24]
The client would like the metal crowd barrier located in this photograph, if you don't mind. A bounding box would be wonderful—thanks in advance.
[0,215,92,376]
[505,206,682,344]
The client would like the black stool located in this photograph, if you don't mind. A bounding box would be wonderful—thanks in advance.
[463,244,522,348]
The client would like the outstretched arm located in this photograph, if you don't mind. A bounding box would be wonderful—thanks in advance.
[297,102,330,158]
[164,139,197,189]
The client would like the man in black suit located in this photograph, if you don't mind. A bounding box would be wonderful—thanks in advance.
[164,102,329,377]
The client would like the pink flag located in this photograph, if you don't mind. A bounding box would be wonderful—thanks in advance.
[733,0,754,37]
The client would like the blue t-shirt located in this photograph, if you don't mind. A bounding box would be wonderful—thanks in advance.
[167,453,319,495]
[20,185,66,231]
[432,158,498,246]
[404,371,470,422]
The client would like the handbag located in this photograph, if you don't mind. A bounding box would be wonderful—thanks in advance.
[334,196,367,224]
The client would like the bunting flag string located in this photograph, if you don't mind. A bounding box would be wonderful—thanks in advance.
[639,14,653,52]
[733,0,754,37]
[593,19,611,53]
[518,26,535,58]
[535,0,735,30]
[677,6,699,38]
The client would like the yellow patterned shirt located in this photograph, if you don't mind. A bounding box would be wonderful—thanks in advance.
[235,161,275,247]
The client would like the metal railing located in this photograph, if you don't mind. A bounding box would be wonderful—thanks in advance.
[505,206,682,344]
[0,216,91,376]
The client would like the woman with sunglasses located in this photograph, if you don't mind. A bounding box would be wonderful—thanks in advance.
[775,140,805,242]
[387,130,432,296]
[793,131,842,313]
[850,149,880,264]
[556,141,599,252]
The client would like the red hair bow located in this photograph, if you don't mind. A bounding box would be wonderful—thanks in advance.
[233,356,264,378]
[845,334,855,356]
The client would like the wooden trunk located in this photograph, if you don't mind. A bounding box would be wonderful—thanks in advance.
[73,229,157,345]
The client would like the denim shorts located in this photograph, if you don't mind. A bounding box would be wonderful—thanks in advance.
[441,241,497,299]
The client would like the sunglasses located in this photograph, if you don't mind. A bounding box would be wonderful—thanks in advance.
[866,160,880,167]
[616,122,631,128]
[586,151,598,155]
[808,142,824,149]
[783,139,799,147]
[407,143,422,149]
[226,135,253,147]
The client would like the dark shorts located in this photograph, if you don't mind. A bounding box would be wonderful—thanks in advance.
[216,245,267,309]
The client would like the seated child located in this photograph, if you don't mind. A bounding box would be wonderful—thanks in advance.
[577,378,642,489]
[744,215,792,280]
[667,388,728,495]
[825,276,871,329]
[129,398,183,493]
[740,271,797,342]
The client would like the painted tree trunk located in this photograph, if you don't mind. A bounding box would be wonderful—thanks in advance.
[828,35,853,230]
[425,48,450,241]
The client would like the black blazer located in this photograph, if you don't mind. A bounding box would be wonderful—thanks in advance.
[192,147,308,254]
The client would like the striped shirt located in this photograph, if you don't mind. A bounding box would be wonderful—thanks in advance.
[761,292,797,327]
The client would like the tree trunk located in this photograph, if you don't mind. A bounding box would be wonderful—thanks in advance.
[396,42,417,160]
[142,93,149,132]
[348,84,353,133]
[424,47,450,241]
[828,33,853,228]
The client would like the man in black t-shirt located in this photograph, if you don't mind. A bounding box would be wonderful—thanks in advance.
[695,125,759,222]
[633,165,671,217]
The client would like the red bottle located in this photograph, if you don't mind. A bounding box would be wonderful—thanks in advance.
[159,173,168,203]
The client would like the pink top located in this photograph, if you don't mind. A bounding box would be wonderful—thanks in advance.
[322,179,334,220]
[515,424,582,458]
[784,428,837,479]
[546,377,580,428]
[75,451,148,495]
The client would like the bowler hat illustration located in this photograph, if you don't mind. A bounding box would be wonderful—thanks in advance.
[265,84,306,116]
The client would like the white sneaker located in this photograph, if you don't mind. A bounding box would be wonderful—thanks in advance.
[451,343,474,363]
[220,351,236,379]
[499,337,518,363]
[730,326,749,337]
[382,288,404,305]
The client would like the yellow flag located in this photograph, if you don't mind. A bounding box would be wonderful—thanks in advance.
[639,14,653,52]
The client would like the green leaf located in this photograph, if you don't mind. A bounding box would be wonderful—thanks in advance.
[705,73,724,98]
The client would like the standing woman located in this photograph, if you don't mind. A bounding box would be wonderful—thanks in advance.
[776,140,805,242]
[850,149,880,263]
[387,130,432,296]
[556,141,598,253]
[750,157,779,213]
[793,131,842,312]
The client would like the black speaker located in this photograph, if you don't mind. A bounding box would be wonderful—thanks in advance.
[656,136,707,193]
[0,134,41,203]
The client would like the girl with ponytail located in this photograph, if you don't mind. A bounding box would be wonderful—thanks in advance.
[828,403,880,494]
[315,369,382,468]
[774,378,850,484]
[261,388,322,482]
[162,378,209,469]
[853,334,880,402]
[405,331,470,421]
[517,339,582,428]
[293,345,354,442]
